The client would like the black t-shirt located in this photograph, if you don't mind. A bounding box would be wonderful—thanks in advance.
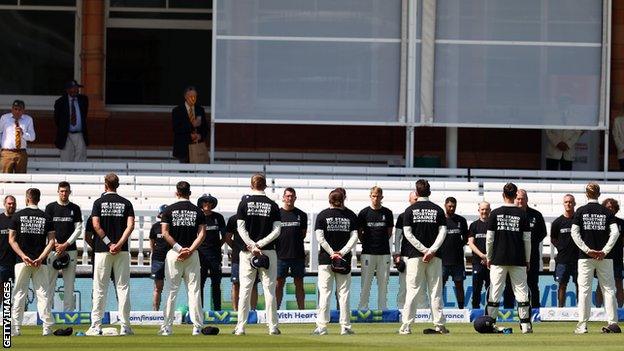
[395,213,410,257]
[315,207,357,265]
[149,221,168,262]
[10,207,54,263]
[0,213,16,265]
[198,212,226,257]
[236,193,281,251]
[439,214,468,266]
[468,219,488,266]
[276,207,308,260]
[91,193,134,253]
[402,200,446,258]
[550,215,578,264]
[606,217,624,264]
[45,201,82,251]
[573,202,617,259]
[226,214,243,264]
[161,200,205,248]
[357,206,394,255]
[487,205,531,266]
[526,207,547,263]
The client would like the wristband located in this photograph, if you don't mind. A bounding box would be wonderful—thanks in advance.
[173,243,182,253]
[103,237,111,246]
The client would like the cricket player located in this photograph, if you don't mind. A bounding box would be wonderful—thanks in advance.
[485,183,533,334]
[149,205,168,311]
[394,191,417,309]
[439,197,468,309]
[467,201,491,309]
[357,186,393,310]
[197,193,226,311]
[596,198,624,307]
[158,181,206,336]
[234,173,282,336]
[572,183,620,334]
[9,188,55,336]
[550,194,579,307]
[399,179,448,335]
[312,189,358,336]
[87,173,135,336]
[0,195,17,287]
[45,181,82,311]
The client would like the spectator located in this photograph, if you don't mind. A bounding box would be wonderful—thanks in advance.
[54,80,89,162]
[0,100,35,173]
[171,86,208,163]
[544,129,582,171]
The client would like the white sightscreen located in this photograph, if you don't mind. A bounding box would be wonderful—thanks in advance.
[433,0,603,127]
[214,0,403,123]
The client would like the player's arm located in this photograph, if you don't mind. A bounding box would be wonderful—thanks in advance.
[35,230,56,267]
[338,230,359,257]
[403,226,428,254]
[424,225,447,262]
[59,220,83,255]
[523,230,531,268]
[393,226,403,256]
[189,224,206,253]
[571,224,592,255]
[112,215,135,253]
[550,222,559,247]
[467,237,486,262]
[485,230,495,265]
[315,229,335,257]
[236,219,256,248]
[224,231,234,248]
[602,222,620,256]
[256,220,281,249]
[91,216,113,248]
[8,229,32,265]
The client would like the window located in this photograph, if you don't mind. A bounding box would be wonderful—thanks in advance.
[105,0,212,106]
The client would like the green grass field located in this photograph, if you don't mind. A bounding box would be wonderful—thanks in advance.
[8,322,624,351]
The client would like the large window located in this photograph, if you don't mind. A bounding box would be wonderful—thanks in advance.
[432,0,603,128]
[214,0,404,124]
[105,0,212,106]
[0,1,78,109]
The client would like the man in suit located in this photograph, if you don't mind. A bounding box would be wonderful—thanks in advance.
[54,80,89,162]
[171,87,208,163]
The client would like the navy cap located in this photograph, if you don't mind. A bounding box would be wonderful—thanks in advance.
[65,80,84,89]
[250,254,270,269]
[158,204,167,214]
[197,193,218,208]
[52,253,71,270]
[474,315,497,333]
[395,259,406,273]
[331,256,351,274]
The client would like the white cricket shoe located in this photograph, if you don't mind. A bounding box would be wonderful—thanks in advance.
[398,323,412,335]
[42,326,52,336]
[157,326,172,336]
[192,326,201,336]
[85,326,102,336]
[311,327,328,336]
[340,327,355,335]
[119,325,134,336]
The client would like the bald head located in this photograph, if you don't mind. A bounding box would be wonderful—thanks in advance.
[478,201,491,221]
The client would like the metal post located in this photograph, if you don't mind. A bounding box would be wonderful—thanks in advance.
[446,127,457,168]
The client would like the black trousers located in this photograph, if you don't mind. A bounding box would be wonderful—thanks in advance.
[472,264,490,309]
[199,254,222,311]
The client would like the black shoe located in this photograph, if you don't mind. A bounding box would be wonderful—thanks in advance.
[53,327,74,336]
[601,324,622,333]
[202,326,220,335]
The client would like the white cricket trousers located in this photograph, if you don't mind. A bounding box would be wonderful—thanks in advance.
[397,257,407,309]
[163,250,203,329]
[236,250,278,332]
[316,264,352,329]
[47,250,78,311]
[402,256,445,327]
[359,254,390,310]
[12,262,54,328]
[488,265,529,303]
[577,258,618,329]
[91,252,131,328]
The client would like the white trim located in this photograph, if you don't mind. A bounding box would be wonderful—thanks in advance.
[406,0,418,124]
[214,119,407,127]
[428,122,608,131]
[216,35,402,43]
[107,18,211,30]
[108,7,212,14]
[0,5,76,11]
[603,0,612,171]
[435,39,601,47]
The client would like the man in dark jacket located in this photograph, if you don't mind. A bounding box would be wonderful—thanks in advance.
[53,80,88,162]
[171,86,208,163]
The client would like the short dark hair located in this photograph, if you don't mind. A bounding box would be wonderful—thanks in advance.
[445,197,457,205]
[12,99,25,109]
[104,173,119,190]
[329,189,345,207]
[58,181,71,190]
[415,179,431,197]
[176,181,191,197]
[602,198,619,213]
[3,195,15,203]
[503,183,518,200]
[251,173,267,190]
[284,187,296,196]
[184,86,197,94]
[26,188,41,204]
